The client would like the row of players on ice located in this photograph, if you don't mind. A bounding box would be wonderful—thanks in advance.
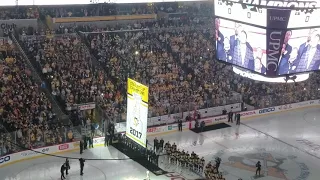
[163,141,225,180]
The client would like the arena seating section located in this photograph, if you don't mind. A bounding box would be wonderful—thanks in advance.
[1,3,320,171]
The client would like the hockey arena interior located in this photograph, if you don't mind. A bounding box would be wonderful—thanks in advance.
[1,1,320,180]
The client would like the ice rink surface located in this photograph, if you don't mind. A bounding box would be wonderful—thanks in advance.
[1,107,320,180]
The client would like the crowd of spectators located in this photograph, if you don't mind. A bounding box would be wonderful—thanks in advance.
[0,38,75,156]
[0,7,39,20]
[84,23,241,118]
[233,71,320,108]
[21,34,98,109]
[39,2,211,18]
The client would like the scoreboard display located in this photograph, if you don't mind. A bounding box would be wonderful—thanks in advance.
[214,0,320,76]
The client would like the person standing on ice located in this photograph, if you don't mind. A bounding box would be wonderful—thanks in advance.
[256,161,261,176]
[79,158,85,176]
[159,138,164,152]
[60,163,66,180]
[178,119,182,131]
[154,137,159,152]
[80,140,84,154]
[228,110,233,123]
[236,113,241,125]
[65,158,70,175]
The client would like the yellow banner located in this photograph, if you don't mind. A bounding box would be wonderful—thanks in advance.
[127,78,149,103]
[115,14,156,20]
[45,15,53,30]
[53,14,156,23]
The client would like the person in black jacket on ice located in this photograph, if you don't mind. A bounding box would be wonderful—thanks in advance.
[256,161,261,176]
[236,113,241,125]
[65,158,70,175]
[178,119,182,131]
[60,163,66,180]
[154,137,159,152]
[79,158,85,176]
[159,138,164,152]
[228,110,233,123]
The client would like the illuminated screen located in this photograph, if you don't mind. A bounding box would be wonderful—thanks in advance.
[278,28,320,75]
[215,0,320,29]
[287,9,320,28]
[215,0,267,27]
[126,78,148,148]
[215,18,267,74]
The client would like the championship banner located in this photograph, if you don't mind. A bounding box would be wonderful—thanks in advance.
[265,9,290,76]
[126,78,149,148]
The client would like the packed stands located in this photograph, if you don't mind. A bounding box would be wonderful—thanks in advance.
[84,25,241,118]
[40,3,154,18]
[39,2,212,18]
[235,72,320,108]
[0,37,74,156]
[0,7,39,20]
[21,34,97,109]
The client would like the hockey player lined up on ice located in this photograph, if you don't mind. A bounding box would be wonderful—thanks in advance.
[79,158,85,176]
[164,141,171,155]
[172,142,177,152]
[199,157,205,172]
[177,149,185,166]
[189,151,196,169]
[205,161,225,180]
[191,153,205,173]
[175,149,181,165]
[256,161,261,177]
[217,172,226,180]
[169,143,177,162]
[170,148,177,164]
[204,161,212,178]
[184,151,190,167]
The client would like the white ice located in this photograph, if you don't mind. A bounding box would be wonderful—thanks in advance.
[1,107,320,180]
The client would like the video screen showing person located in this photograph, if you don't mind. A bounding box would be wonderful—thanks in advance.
[215,0,267,27]
[278,28,320,75]
[215,18,267,74]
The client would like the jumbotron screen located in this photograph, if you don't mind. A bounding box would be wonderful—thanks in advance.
[214,0,320,76]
